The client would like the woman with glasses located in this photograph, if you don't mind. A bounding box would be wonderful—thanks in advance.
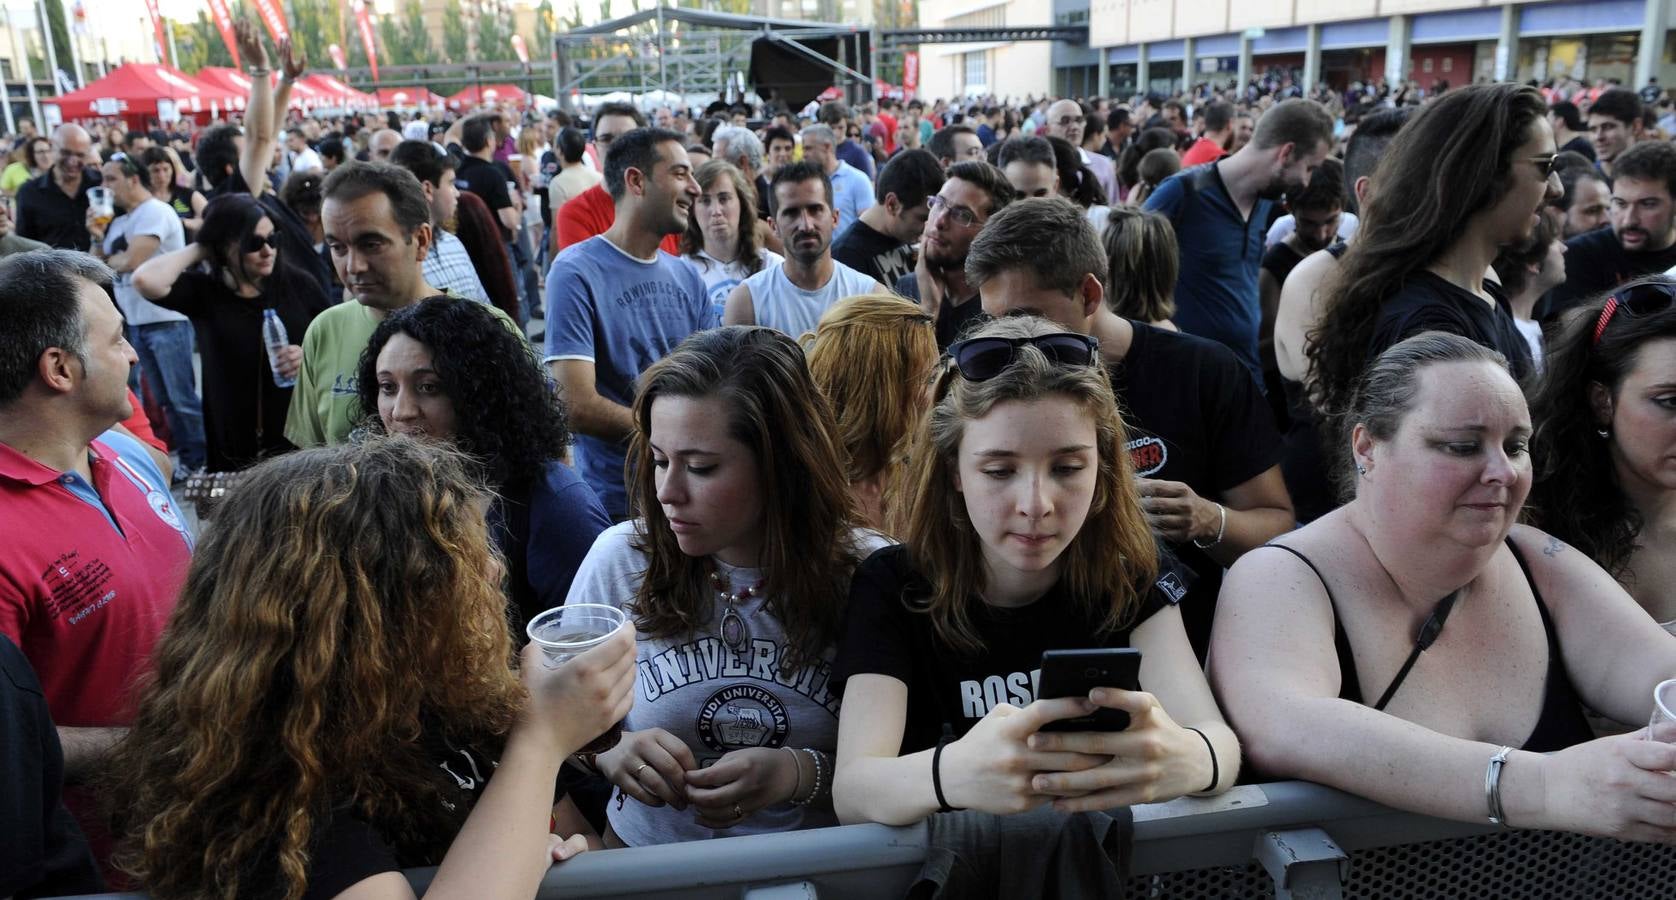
[1307,83,1561,486]
[0,136,50,196]
[1528,278,1676,631]
[134,193,334,473]
[1212,332,1676,841]
[831,315,1238,826]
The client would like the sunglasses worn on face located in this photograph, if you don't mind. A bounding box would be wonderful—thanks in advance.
[1593,280,1676,346]
[935,332,1100,399]
[1529,154,1559,180]
[241,233,281,254]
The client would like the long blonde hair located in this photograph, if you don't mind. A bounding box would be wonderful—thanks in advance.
[898,316,1159,654]
[805,292,938,486]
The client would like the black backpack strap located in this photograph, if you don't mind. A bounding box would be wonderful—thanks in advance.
[1371,589,1461,712]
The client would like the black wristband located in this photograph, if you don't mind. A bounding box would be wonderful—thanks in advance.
[932,729,963,813]
[1184,726,1218,793]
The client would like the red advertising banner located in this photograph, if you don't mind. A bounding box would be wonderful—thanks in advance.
[252,0,290,45]
[354,1,379,82]
[903,51,919,97]
[206,0,241,69]
[510,33,528,64]
[141,0,169,65]
[328,43,347,71]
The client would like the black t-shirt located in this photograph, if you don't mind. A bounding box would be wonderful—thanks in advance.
[833,218,915,287]
[831,544,1190,754]
[1110,321,1285,660]
[14,169,102,251]
[0,635,102,899]
[756,173,774,221]
[1260,241,1305,286]
[1370,272,1534,384]
[894,272,987,349]
[1559,134,1596,162]
[1545,225,1676,317]
[456,155,513,212]
[537,149,560,226]
[152,270,334,472]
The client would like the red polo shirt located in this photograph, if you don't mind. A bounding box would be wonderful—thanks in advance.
[0,432,191,727]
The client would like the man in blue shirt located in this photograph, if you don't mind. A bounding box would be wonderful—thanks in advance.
[799,123,874,235]
[1144,99,1333,387]
[543,127,713,519]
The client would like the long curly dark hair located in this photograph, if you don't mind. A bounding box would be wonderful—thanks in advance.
[1527,279,1676,577]
[356,296,571,491]
[1307,83,1546,429]
[104,436,523,900]
[627,326,862,672]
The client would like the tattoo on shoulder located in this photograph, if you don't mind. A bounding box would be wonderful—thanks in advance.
[1542,536,1564,558]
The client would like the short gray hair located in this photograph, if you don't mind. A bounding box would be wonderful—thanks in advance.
[800,123,836,149]
[0,249,114,405]
[711,125,764,173]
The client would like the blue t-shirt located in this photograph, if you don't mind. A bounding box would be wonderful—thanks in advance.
[543,235,714,518]
[830,162,876,234]
[490,459,612,630]
[1143,163,1273,386]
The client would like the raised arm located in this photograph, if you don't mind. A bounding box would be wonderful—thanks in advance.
[134,243,211,301]
[273,38,305,135]
[235,20,275,197]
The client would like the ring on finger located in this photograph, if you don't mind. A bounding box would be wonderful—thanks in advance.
[732,802,745,820]
[633,763,653,779]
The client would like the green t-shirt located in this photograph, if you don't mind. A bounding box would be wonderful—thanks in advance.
[284,293,516,448]
[0,162,34,195]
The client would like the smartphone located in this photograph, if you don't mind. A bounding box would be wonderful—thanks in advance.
[1036,648,1142,733]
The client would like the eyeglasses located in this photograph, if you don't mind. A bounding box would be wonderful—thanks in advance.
[927,195,982,228]
[1055,115,1083,128]
[1593,280,1676,346]
[1528,154,1559,180]
[241,232,281,254]
[934,332,1101,399]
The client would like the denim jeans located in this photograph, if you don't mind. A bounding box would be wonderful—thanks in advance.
[129,320,207,471]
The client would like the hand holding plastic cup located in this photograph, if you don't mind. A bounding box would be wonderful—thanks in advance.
[527,603,630,753]
[1647,678,1676,745]
[88,186,114,228]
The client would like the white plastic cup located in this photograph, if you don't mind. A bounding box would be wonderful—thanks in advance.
[1648,678,1676,743]
[526,602,627,668]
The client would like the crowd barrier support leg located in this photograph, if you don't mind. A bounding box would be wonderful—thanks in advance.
[1255,828,1348,900]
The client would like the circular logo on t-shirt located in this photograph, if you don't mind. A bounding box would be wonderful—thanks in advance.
[146,488,186,533]
[695,684,789,752]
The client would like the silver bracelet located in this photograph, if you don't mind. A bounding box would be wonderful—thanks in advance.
[1191,502,1227,549]
[791,748,828,807]
[1485,745,1513,827]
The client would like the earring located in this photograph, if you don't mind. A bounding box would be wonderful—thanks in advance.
[1356,463,1368,476]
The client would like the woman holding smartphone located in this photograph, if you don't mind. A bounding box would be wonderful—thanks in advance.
[831,316,1238,826]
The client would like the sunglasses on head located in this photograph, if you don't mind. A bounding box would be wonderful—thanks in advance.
[935,332,1100,399]
[1593,280,1676,346]
[241,232,281,254]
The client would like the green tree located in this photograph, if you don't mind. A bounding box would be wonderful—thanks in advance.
[43,0,72,81]
[474,2,515,62]
[398,0,433,62]
[443,0,469,62]
[533,0,554,58]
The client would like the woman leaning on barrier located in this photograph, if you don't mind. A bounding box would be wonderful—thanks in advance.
[104,437,636,900]
[831,316,1239,826]
[1211,332,1676,843]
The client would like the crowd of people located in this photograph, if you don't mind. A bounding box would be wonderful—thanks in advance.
[6,19,1676,898]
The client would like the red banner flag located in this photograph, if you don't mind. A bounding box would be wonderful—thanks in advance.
[328,43,347,71]
[510,34,528,64]
[141,0,169,65]
[354,1,378,83]
[205,0,241,69]
[903,51,919,97]
[252,0,290,45]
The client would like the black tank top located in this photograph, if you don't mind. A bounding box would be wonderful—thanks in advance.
[1262,539,1594,752]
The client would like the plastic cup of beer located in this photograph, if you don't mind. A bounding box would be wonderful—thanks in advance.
[526,603,629,752]
[88,186,114,227]
[1648,678,1676,744]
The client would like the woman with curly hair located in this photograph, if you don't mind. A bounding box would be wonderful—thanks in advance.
[1306,82,1559,487]
[832,315,1237,826]
[357,296,610,629]
[134,192,335,472]
[105,436,638,900]
[567,326,886,846]
[1527,278,1676,629]
[804,293,939,532]
[680,159,781,320]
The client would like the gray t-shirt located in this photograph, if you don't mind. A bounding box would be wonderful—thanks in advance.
[565,521,888,846]
[105,197,186,326]
[742,258,877,339]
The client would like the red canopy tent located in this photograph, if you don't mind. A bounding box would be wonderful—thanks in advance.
[376,86,446,109]
[447,83,530,110]
[45,63,240,126]
[300,74,377,110]
[192,67,251,112]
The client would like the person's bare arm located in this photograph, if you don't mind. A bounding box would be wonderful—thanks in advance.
[496,204,521,234]
[104,233,160,275]
[1138,464,1294,567]
[546,359,634,444]
[273,39,304,134]
[58,725,125,782]
[235,20,275,196]
[1275,249,1336,384]
[721,282,755,326]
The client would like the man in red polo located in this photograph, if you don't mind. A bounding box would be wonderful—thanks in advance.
[0,250,192,831]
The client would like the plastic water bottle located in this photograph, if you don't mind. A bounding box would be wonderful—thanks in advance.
[263,309,297,388]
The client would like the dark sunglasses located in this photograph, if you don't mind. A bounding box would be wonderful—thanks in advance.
[1593,280,1676,346]
[106,151,142,178]
[241,232,281,254]
[935,333,1100,399]
[1528,154,1559,180]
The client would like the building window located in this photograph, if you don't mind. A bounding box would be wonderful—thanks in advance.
[964,51,988,91]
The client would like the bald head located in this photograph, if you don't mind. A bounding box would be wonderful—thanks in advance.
[369,129,402,162]
[1046,99,1085,145]
[50,124,91,179]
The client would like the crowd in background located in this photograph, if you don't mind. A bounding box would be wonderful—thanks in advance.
[8,20,1676,899]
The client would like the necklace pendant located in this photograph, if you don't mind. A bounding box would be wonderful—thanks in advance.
[720,603,751,655]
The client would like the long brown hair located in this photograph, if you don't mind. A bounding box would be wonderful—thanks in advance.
[897,316,1159,655]
[1307,83,1546,428]
[628,326,861,671]
[804,292,938,485]
[679,159,766,275]
[106,436,523,900]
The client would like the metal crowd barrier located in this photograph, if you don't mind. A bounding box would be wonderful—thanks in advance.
[61,780,1676,899]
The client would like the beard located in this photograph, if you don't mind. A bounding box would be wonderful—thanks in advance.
[786,229,829,265]
[1260,173,1302,203]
